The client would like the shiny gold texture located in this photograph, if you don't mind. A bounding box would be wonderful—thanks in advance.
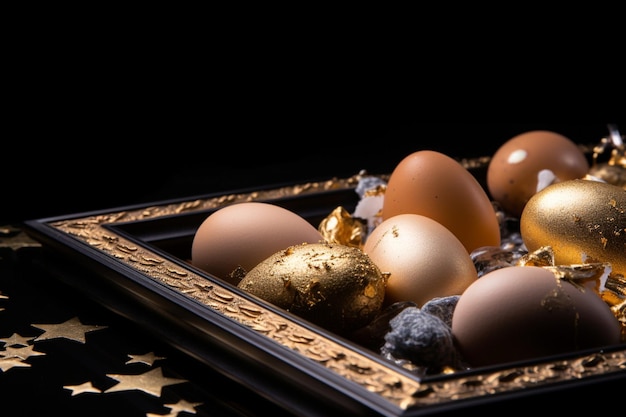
[603,273,626,341]
[318,206,367,248]
[237,242,387,335]
[516,245,555,267]
[543,262,612,294]
[520,179,626,278]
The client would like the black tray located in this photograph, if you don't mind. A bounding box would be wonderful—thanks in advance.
[23,164,626,416]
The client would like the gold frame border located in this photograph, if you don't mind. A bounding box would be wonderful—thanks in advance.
[43,168,626,413]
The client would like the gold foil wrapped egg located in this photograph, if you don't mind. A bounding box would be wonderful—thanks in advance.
[520,179,626,277]
[237,242,387,335]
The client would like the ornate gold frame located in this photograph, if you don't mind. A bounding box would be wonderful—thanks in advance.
[24,164,626,416]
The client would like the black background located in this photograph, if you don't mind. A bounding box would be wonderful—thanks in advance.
[3,122,621,225]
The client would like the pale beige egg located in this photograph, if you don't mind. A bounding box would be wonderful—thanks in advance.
[191,202,323,285]
[362,213,478,307]
[452,266,621,367]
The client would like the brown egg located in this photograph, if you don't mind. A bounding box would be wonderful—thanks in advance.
[191,202,323,285]
[363,213,478,307]
[238,242,386,334]
[520,179,626,277]
[382,150,500,254]
[487,130,589,217]
[451,266,621,367]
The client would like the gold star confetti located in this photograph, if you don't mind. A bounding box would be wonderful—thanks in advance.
[146,398,203,417]
[0,357,31,372]
[0,333,33,347]
[164,398,202,414]
[125,352,166,366]
[31,317,108,343]
[63,381,102,396]
[104,367,187,397]
[0,344,45,360]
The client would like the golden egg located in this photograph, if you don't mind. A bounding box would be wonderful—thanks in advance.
[520,179,626,277]
[237,242,387,335]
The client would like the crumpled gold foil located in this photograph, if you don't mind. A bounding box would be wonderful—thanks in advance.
[516,245,555,267]
[603,272,626,339]
[588,126,626,189]
[318,206,368,248]
[543,263,612,294]
[363,184,387,198]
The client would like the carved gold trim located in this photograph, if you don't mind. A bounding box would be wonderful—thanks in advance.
[45,162,626,413]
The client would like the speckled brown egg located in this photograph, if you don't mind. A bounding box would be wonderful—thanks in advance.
[487,130,589,217]
[451,266,621,367]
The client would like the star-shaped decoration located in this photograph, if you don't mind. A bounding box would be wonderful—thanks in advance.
[0,332,33,347]
[31,317,108,343]
[0,344,46,360]
[165,398,203,414]
[146,398,203,417]
[125,352,166,366]
[104,367,187,397]
[63,381,102,396]
[0,356,31,372]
